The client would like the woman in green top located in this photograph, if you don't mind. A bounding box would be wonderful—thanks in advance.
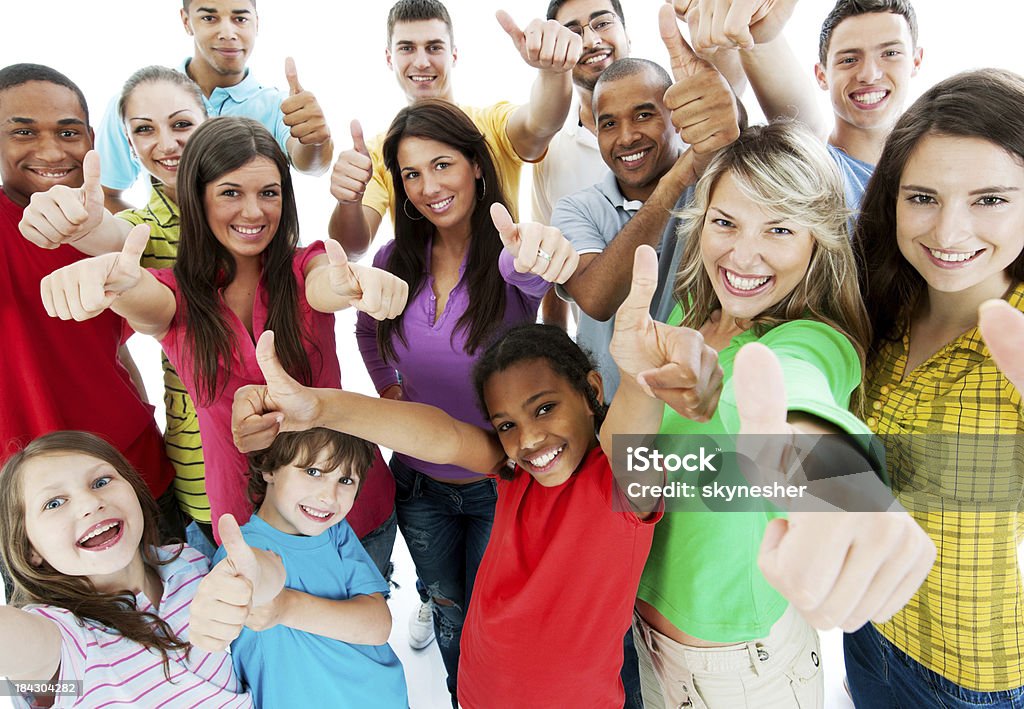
[631,121,873,709]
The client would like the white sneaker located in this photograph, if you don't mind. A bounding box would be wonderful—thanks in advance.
[408,600,435,650]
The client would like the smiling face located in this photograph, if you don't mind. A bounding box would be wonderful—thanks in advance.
[203,155,282,266]
[553,0,629,92]
[0,80,91,207]
[815,12,922,140]
[485,359,601,487]
[387,19,457,103]
[181,0,257,80]
[123,81,205,199]
[21,452,145,589]
[397,135,480,237]
[700,171,816,323]
[896,133,1024,305]
[257,451,361,537]
[595,70,678,201]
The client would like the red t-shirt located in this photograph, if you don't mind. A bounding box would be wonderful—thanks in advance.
[458,446,660,709]
[0,189,171,494]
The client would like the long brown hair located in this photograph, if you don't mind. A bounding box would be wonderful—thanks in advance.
[855,69,1024,356]
[174,116,313,405]
[0,432,189,676]
[377,99,512,361]
[672,121,871,410]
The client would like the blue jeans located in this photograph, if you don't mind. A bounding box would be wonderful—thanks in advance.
[358,507,397,585]
[391,456,497,703]
[845,622,1024,708]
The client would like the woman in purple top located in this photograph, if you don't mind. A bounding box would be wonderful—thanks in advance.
[355,99,578,704]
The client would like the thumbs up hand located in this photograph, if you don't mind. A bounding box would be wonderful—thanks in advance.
[731,343,935,631]
[491,203,579,283]
[497,10,582,74]
[671,0,798,53]
[189,514,286,652]
[330,120,373,205]
[280,57,330,146]
[40,222,149,321]
[659,5,741,155]
[323,239,408,320]
[20,150,107,249]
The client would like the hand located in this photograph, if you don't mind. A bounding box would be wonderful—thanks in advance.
[232,330,324,452]
[40,222,148,321]
[379,384,404,401]
[979,299,1024,391]
[659,5,741,154]
[245,590,288,632]
[733,343,935,631]
[672,0,798,53]
[323,240,408,320]
[330,120,373,205]
[189,515,284,652]
[609,245,723,421]
[20,150,106,249]
[497,10,582,74]
[280,57,330,146]
[491,203,579,283]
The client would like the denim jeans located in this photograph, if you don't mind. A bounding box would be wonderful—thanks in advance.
[391,456,497,703]
[357,507,398,584]
[845,622,1024,708]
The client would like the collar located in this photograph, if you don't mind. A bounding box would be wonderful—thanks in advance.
[595,171,644,213]
[562,95,599,148]
[144,180,180,229]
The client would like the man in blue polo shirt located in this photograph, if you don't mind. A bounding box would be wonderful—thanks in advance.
[96,0,334,211]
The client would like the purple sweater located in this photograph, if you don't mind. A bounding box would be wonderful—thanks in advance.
[356,239,549,480]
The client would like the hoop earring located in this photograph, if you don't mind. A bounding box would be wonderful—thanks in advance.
[477,176,487,202]
[403,198,424,221]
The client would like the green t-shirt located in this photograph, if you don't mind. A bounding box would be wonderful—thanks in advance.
[636,311,871,641]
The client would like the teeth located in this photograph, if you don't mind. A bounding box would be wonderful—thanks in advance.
[156,158,180,167]
[79,522,118,543]
[411,76,435,82]
[620,150,648,164]
[528,445,564,468]
[583,52,611,65]
[853,90,887,105]
[428,196,454,211]
[929,248,979,263]
[233,225,263,235]
[300,505,331,519]
[34,169,71,178]
[725,270,770,291]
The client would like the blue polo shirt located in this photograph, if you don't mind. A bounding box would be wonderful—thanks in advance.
[96,58,290,190]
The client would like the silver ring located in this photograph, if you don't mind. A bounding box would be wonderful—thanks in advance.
[537,248,553,261]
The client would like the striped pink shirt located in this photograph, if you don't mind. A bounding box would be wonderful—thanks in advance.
[18,546,251,708]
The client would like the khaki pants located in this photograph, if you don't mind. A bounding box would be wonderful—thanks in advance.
[632,605,823,709]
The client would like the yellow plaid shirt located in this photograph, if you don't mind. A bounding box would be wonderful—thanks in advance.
[118,184,211,523]
[865,282,1024,691]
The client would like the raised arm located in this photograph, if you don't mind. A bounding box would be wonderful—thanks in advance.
[39,223,176,338]
[231,331,506,475]
[0,607,62,683]
[497,10,581,161]
[20,151,132,255]
[303,240,408,319]
[327,120,383,257]
[281,58,335,177]
[491,203,578,299]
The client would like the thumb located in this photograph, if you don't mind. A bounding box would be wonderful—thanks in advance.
[658,3,702,81]
[734,342,788,435]
[284,56,303,95]
[350,119,368,157]
[616,245,659,329]
[979,299,1024,391]
[490,202,520,252]
[324,239,350,269]
[218,514,259,581]
[255,330,302,394]
[119,223,150,266]
[82,150,103,210]
[496,10,526,52]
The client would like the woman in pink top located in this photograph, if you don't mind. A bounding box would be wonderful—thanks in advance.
[39,117,407,542]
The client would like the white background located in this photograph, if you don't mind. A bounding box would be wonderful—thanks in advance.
[3,1,1024,707]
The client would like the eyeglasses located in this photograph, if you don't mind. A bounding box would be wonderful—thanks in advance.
[565,12,621,38]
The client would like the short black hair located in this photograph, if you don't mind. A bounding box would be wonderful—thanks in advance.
[0,64,90,125]
[594,57,671,95]
[546,0,626,26]
[819,0,918,65]
[182,0,257,9]
[387,0,454,46]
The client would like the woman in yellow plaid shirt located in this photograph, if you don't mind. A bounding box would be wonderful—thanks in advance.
[848,68,1024,707]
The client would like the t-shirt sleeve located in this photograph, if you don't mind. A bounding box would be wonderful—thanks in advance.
[551,192,613,303]
[498,248,551,301]
[270,90,291,156]
[20,607,89,698]
[333,522,390,598]
[355,244,399,393]
[95,95,141,191]
[294,240,328,276]
[479,102,537,164]
[361,133,391,219]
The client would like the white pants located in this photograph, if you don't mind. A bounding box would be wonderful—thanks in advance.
[632,605,824,709]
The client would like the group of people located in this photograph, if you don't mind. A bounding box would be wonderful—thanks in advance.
[0,0,1022,708]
